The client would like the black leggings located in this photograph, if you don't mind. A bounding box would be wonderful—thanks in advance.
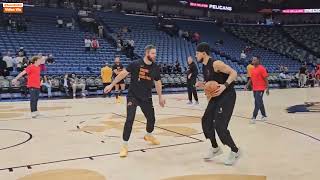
[29,88,40,112]
[187,80,198,102]
[123,96,156,141]
[202,89,238,151]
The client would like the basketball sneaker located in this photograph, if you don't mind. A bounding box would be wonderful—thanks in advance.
[119,145,128,158]
[224,149,240,166]
[144,135,160,145]
[193,101,199,105]
[203,147,223,160]
[250,118,256,124]
[187,101,193,105]
[31,112,38,118]
[260,116,267,121]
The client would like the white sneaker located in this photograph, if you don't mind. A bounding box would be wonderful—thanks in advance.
[82,93,86,98]
[260,116,267,121]
[224,149,240,166]
[203,147,223,160]
[73,94,76,98]
[193,101,199,105]
[186,101,193,105]
[250,118,256,124]
[31,112,38,118]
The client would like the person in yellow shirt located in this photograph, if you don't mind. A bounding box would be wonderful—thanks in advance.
[247,62,254,91]
[101,62,113,98]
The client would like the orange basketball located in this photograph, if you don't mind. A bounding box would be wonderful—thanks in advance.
[204,81,219,98]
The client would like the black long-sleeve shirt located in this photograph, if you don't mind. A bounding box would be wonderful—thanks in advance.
[187,62,198,81]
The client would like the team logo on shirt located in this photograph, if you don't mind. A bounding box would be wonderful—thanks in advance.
[139,67,151,81]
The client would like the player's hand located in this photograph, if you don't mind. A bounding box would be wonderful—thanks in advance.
[159,96,166,107]
[266,88,270,96]
[212,84,226,97]
[12,79,18,85]
[104,84,114,93]
[195,82,205,88]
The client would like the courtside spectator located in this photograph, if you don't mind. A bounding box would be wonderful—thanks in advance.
[298,64,307,87]
[70,73,86,98]
[41,75,52,98]
[3,51,14,72]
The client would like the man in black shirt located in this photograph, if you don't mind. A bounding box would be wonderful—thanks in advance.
[186,56,199,105]
[104,45,166,158]
[195,43,240,166]
[112,57,126,103]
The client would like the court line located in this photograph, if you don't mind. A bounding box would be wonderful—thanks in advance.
[0,141,201,172]
[0,129,33,151]
[112,113,203,142]
[162,105,320,142]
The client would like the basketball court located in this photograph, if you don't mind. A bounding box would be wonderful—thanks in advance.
[0,88,319,180]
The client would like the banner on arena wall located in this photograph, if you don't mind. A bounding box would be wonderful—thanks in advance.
[282,9,320,14]
[189,2,232,12]
[2,3,23,13]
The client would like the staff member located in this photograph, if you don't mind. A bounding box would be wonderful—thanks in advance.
[246,56,269,124]
[186,56,199,105]
[101,62,113,98]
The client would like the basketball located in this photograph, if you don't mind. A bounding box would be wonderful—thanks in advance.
[204,81,219,98]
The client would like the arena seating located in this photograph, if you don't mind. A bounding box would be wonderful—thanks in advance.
[0,7,314,100]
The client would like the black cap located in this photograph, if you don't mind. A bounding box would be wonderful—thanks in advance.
[196,42,211,55]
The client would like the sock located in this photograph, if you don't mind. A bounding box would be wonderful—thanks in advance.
[123,141,128,146]
[231,146,239,153]
[146,132,152,136]
[210,138,218,148]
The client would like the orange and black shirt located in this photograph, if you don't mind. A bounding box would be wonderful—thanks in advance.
[126,59,161,101]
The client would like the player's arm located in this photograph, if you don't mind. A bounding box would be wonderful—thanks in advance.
[212,60,237,96]
[155,80,162,98]
[110,69,129,87]
[155,80,165,107]
[213,60,237,85]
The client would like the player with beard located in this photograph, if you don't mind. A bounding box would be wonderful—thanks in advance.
[104,45,166,158]
[195,42,240,166]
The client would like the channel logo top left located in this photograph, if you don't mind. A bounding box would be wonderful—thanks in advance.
[3,3,24,13]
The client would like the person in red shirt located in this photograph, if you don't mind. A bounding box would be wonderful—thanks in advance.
[245,56,269,124]
[12,56,42,118]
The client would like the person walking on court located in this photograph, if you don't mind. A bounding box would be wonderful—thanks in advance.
[12,56,42,118]
[101,62,113,98]
[104,45,166,158]
[195,42,240,166]
[246,56,269,124]
[186,56,199,105]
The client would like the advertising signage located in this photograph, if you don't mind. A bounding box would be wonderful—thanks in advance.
[282,9,320,14]
[189,2,232,12]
